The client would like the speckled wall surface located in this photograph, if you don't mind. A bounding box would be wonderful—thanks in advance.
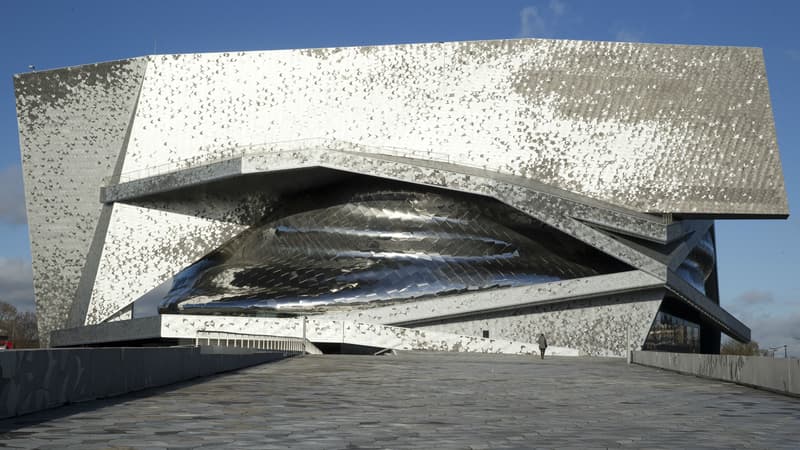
[157,315,579,356]
[75,187,278,324]
[14,59,147,346]
[323,271,662,326]
[83,203,247,325]
[122,39,786,215]
[14,38,781,348]
[418,290,664,357]
[95,147,672,328]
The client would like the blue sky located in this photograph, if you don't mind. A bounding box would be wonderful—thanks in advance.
[0,0,798,354]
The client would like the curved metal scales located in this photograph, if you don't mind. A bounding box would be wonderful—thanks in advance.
[159,188,630,314]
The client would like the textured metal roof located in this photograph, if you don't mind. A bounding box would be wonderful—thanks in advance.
[102,38,788,216]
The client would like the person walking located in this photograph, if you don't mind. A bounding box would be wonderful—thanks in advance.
[537,333,547,359]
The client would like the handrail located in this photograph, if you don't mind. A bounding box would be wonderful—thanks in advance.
[109,137,330,184]
[195,329,309,354]
[108,137,457,184]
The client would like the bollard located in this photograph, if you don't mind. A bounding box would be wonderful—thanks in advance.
[302,316,308,354]
[626,326,632,365]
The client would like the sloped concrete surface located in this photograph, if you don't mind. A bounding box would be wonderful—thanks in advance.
[0,347,290,419]
[1,352,798,448]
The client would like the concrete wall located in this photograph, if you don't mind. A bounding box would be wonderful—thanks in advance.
[632,351,800,397]
[159,315,580,356]
[0,346,290,419]
[52,315,580,356]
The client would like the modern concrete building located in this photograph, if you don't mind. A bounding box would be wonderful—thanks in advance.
[14,38,788,355]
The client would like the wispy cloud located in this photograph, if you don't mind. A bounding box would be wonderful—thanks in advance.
[520,6,548,38]
[613,28,644,43]
[734,290,774,305]
[0,257,35,312]
[0,165,27,225]
[748,312,800,356]
[549,0,566,16]
[726,289,800,357]
[519,1,567,38]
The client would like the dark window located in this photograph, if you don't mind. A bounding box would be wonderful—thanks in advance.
[643,311,701,353]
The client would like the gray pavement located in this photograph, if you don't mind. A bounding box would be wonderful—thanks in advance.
[0,351,799,449]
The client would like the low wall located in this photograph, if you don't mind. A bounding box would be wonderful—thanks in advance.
[54,315,579,356]
[632,351,800,397]
[0,346,291,419]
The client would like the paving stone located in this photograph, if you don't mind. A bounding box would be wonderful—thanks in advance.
[0,352,799,448]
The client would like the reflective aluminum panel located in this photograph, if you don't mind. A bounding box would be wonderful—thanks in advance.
[160,185,630,314]
[675,230,716,295]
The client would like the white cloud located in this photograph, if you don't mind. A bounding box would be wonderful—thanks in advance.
[519,6,548,38]
[519,1,568,38]
[733,290,774,305]
[0,165,27,225]
[549,0,566,16]
[614,29,644,43]
[0,257,35,312]
[748,312,800,357]
[726,291,800,357]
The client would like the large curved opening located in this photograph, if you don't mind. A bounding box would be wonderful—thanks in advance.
[158,178,632,315]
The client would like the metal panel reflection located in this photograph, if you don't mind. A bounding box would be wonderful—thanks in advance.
[675,231,715,295]
[160,186,630,314]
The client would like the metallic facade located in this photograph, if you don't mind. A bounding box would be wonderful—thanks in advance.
[14,38,788,354]
[161,184,629,313]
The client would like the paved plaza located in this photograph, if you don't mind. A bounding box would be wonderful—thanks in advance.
[1,352,799,449]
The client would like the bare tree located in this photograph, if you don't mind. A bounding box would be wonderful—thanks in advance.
[0,301,17,323]
[13,311,39,347]
[0,300,39,348]
[0,301,17,340]
[720,338,768,356]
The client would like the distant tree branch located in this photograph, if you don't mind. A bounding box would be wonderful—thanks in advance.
[720,338,768,356]
[0,300,39,348]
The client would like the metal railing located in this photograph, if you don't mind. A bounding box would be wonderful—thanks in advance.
[109,137,458,185]
[195,329,308,354]
[112,138,502,186]
[111,138,330,184]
